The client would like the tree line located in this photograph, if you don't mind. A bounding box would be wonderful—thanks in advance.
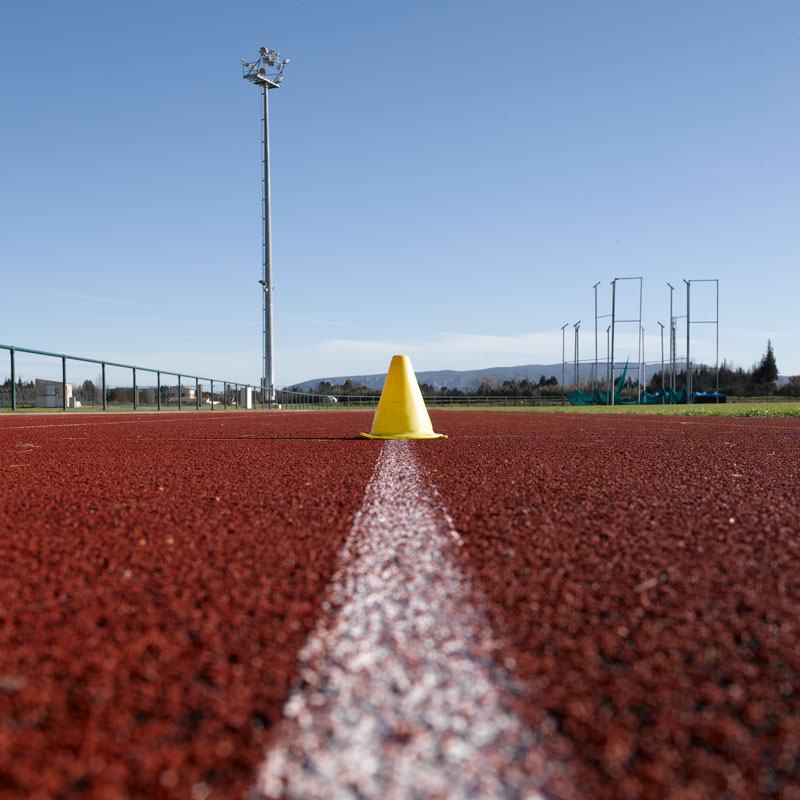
[295,374,564,399]
[297,342,799,399]
[647,340,798,397]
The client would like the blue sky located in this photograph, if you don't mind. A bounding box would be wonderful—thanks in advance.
[2,0,798,388]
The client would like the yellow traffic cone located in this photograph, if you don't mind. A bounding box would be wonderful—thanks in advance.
[360,355,447,439]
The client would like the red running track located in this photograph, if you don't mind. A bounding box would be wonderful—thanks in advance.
[1,410,799,799]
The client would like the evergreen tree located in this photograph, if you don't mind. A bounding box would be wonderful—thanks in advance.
[751,340,779,390]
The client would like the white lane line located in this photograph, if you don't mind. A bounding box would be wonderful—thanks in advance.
[0,416,190,431]
[252,439,557,800]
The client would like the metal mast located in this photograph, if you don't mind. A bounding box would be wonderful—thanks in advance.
[243,47,289,404]
[561,323,569,405]
[684,279,691,403]
[593,281,600,391]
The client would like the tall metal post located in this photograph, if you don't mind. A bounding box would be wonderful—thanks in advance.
[211,380,215,411]
[61,357,67,411]
[683,278,720,401]
[606,326,611,403]
[684,279,691,403]
[178,375,182,410]
[658,321,665,401]
[102,363,107,411]
[667,283,675,396]
[133,367,138,410]
[243,48,288,408]
[10,349,16,411]
[610,280,617,405]
[716,279,720,400]
[196,378,201,410]
[573,321,581,393]
[640,326,646,400]
[157,371,162,410]
[593,281,600,392]
[671,318,677,395]
[561,323,568,405]
[638,279,643,404]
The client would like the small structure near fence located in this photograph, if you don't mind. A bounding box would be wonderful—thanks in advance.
[35,379,79,409]
[165,386,197,404]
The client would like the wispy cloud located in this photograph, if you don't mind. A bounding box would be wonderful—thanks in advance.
[283,316,361,329]
[19,289,123,304]
[278,330,568,384]
[97,314,190,322]
[318,331,564,361]
[205,321,260,329]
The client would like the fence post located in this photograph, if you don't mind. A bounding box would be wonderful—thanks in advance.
[178,375,182,410]
[235,383,239,409]
[210,380,215,411]
[157,371,162,411]
[61,356,67,411]
[10,349,17,411]
[196,378,200,410]
[102,363,107,410]
[133,367,138,410]
[224,383,228,410]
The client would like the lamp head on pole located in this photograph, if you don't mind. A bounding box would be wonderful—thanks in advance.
[242,47,290,88]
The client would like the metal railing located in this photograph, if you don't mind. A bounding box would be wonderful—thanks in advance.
[1,343,569,413]
[272,393,566,409]
[0,343,269,412]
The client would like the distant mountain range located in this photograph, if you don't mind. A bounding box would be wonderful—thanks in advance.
[292,363,620,392]
[290,362,791,391]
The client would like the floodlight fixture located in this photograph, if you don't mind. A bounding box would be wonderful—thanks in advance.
[242,48,290,88]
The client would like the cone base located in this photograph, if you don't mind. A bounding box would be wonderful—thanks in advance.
[359,432,447,440]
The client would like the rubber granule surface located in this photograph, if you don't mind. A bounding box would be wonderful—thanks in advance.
[2,410,800,799]
[415,411,800,800]
[0,412,378,800]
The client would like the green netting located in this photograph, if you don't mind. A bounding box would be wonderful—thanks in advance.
[565,360,693,405]
[566,388,689,405]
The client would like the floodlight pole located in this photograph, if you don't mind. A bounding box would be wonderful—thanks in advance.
[243,47,288,406]
[561,323,568,405]
[573,321,581,394]
[606,326,611,403]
